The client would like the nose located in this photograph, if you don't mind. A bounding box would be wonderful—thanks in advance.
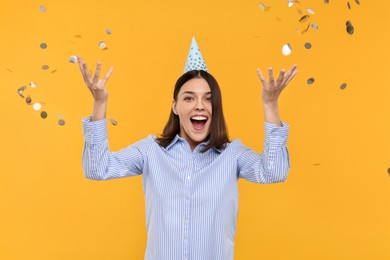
[195,99,205,110]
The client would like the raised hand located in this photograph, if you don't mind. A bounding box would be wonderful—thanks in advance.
[78,57,114,104]
[256,64,298,126]
[257,64,298,105]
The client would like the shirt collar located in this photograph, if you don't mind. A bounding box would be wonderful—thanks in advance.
[165,134,223,153]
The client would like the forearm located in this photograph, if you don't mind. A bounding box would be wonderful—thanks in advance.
[263,101,281,127]
[91,101,107,121]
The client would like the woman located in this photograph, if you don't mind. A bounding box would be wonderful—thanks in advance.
[78,39,298,260]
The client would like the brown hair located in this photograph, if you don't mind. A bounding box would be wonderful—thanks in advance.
[156,70,229,152]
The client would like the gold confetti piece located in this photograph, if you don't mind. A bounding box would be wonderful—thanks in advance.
[39,5,46,12]
[30,82,37,88]
[74,34,82,38]
[304,42,312,49]
[297,9,303,15]
[105,28,112,35]
[282,43,292,56]
[17,86,27,98]
[387,168,390,176]
[311,23,319,30]
[42,65,49,70]
[6,68,13,73]
[33,103,42,111]
[307,77,315,85]
[355,0,360,5]
[299,15,310,23]
[26,95,32,105]
[40,43,47,49]
[58,119,65,126]
[259,3,271,11]
[347,2,351,9]
[340,83,347,89]
[288,0,300,7]
[51,69,57,73]
[40,111,48,119]
[109,118,118,126]
[346,20,354,34]
[323,0,329,3]
[307,8,315,14]
[313,163,321,166]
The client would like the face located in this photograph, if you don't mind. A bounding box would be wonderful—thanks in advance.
[172,77,212,150]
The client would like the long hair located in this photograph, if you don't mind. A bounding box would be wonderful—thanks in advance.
[156,70,229,152]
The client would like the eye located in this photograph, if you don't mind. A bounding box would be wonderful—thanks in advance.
[183,96,193,101]
[206,96,212,102]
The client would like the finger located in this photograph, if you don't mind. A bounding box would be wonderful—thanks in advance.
[82,61,92,79]
[268,67,274,83]
[93,62,102,85]
[282,64,298,85]
[102,66,114,85]
[256,68,267,85]
[276,69,285,84]
[285,70,299,86]
[77,57,91,85]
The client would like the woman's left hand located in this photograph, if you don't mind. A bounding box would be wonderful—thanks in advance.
[257,64,298,105]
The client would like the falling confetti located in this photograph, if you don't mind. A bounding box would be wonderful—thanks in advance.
[109,118,118,126]
[39,5,46,12]
[340,83,347,89]
[346,21,354,34]
[388,168,390,176]
[307,8,315,14]
[259,3,271,11]
[307,77,315,85]
[26,95,32,105]
[347,2,351,9]
[6,68,13,73]
[17,86,27,98]
[69,55,78,63]
[313,163,321,166]
[33,103,42,111]
[323,0,329,3]
[42,65,49,70]
[51,69,57,74]
[40,43,47,49]
[282,43,292,56]
[311,23,319,30]
[105,28,112,35]
[30,82,37,88]
[40,111,48,119]
[99,41,107,50]
[299,15,310,23]
[304,42,312,49]
[355,0,360,5]
[74,34,82,38]
[58,119,65,126]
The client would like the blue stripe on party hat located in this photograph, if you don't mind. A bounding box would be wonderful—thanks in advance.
[183,37,208,73]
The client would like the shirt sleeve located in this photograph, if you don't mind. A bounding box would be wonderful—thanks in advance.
[82,116,151,180]
[237,121,290,184]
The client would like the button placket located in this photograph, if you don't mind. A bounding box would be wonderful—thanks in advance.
[183,156,193,260]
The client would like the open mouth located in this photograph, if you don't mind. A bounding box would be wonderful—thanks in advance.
[190,116,208,130]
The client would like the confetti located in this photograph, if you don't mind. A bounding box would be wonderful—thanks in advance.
[40,43,47,49]
[299,15,310,23]
[304,42,312,49]
[99,41,107,50]
[40,111,48,119]
[30,82,37,88]
[340,83,347,89]
[42,65,49,70]
[69,55,78,63]
[288,0,300,7]
[313,163,321,166]
[297,9,303,15]
[307,8,315,14]
[17,86,27,98]
[311,23,319,30]
[58,119,65,126]
[388,168,390,176]
[109,118,118,126]
[355,0,360,5]
[323,0,329,3]
[26,95,32,105]
[259,3,271,11]
[347,2,351,9]
[51,69,57,73]
[6,68,13,73]
[58,114,64,119]
[307,77,315,85]
[39,5,46,12]
[282,43,292,56]
[74,34,82,38]
[33,103,42,111]
[346,20,354,35]
[105,28,112,35]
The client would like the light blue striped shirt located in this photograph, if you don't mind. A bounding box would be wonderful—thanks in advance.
[82,117,290,260]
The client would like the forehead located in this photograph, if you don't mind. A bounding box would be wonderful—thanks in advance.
[179,77,211,95]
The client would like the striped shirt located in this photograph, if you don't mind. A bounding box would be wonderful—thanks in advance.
[82,117,290,260]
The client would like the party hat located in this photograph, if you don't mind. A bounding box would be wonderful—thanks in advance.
[183,37,208,73]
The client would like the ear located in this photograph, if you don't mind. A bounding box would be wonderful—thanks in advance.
[172,99,177,115]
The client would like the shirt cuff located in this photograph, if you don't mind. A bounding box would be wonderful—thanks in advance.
[264,121,289,147]
[82,116,108,144]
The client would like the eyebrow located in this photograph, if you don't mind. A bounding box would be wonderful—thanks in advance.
[181,91,212,95]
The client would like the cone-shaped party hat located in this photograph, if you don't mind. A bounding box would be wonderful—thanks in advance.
[183,37,208,73]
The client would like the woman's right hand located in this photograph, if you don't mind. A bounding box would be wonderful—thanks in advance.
[78,57,114,104]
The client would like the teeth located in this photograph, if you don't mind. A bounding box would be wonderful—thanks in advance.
[191,116,207,120]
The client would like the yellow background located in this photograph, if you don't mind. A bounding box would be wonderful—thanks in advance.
[1,0,389,259]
